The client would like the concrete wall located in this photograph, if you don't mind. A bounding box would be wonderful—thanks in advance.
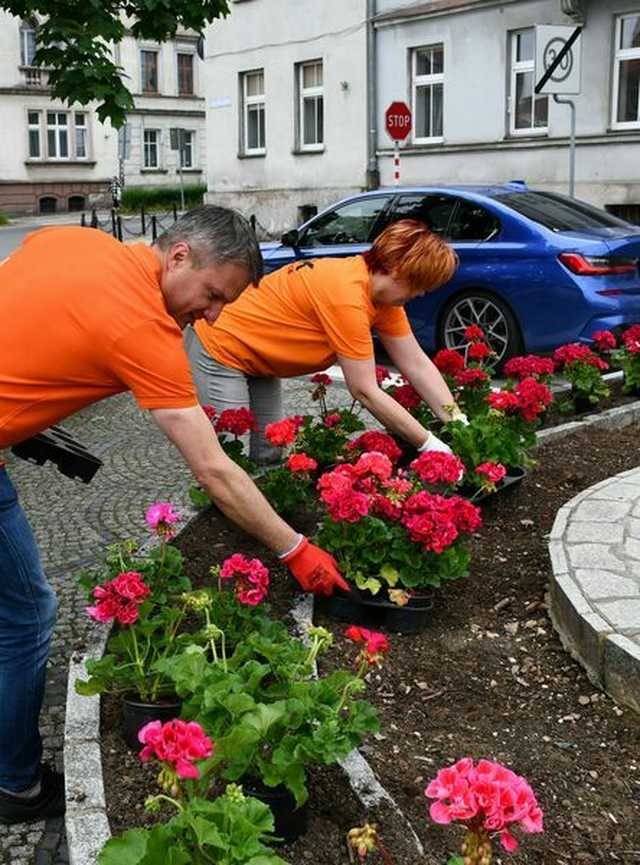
[203,0,369,234]
[374,0,640,210]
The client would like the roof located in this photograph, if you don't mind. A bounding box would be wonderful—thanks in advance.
[374,0,494,25]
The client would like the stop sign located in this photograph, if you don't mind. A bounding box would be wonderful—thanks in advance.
[385,101,412,141]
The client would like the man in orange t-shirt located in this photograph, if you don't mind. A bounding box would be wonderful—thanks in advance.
[187,219,465,461]
[0,206,346,825]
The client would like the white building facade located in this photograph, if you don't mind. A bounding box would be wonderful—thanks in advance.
[202,0,369,235]
[373,0,640,221]
[0,13,206,215]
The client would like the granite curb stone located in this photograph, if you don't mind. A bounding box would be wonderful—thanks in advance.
[547,459,640,711]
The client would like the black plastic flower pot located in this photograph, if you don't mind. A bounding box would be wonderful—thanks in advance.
[461,465,527,504]
[121,693,183,751]
[318,589,434,634]
[243,779,309,844]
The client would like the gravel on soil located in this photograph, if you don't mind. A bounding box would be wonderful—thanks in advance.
[101,424,640,865]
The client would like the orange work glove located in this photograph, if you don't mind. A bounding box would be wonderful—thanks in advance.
[280,536,350,597]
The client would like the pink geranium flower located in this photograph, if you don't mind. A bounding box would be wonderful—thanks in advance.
[219,553,270,605]
[87,571,150,625]
[426,757,543,856]
[475,461,507,488]
[323,413,341,428]
[410,451,465,486]
[145,502,181,540]
[345,625,389,666]
[138,718,213,780]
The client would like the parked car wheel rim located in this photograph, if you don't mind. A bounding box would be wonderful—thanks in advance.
[442,295,511,362]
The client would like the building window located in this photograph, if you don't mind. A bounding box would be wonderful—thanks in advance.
[241,69,265,154]
[28,111,89,160]
[509,29,548,135]
[177,52,194,95]
[412,45,444,143]
[141,50,159,93]
[28,110,41,157]
[20,21,37,66]
[75,112,87,158]
[298,60,323,150]
[613,13,640,128]
[180,130,194,168]
[47,111,69,158]
[143,129,160,168]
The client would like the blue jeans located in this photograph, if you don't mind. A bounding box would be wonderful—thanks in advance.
[0,466,58,792]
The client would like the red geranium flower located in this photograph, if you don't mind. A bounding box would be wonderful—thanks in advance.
[215,408,258,436]
[287,453,318,473]
[553,342,608,371]
[264,418,298,446]
[201,404,217,423]
[514,377,553,421]
[323,412,342,427]
[375,365,391,385]
[311,372,332,385]
[591,330,617,352]
[464,324,485,343]
[487,390,520,413]
[345,625,389,666]
[455,368,490,388]
[475,461,507,487]
[467,342,492,361]
[433,349,465,376]
[503,355,555,381]
[393,383,422,410]
[349,431,403,463]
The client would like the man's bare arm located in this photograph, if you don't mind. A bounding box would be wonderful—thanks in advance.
[151,405,298,555]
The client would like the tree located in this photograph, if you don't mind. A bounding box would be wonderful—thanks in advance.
[4,0,231,126]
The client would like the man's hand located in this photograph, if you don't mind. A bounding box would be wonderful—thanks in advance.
[281,537,350,596]
[417,432,453,455]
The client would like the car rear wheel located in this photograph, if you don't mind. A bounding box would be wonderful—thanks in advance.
[438,291,522,366]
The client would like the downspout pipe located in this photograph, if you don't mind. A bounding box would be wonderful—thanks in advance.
[366,0,380,189]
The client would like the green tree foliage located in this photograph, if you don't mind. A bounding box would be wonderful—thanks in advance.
[3,0,230,126]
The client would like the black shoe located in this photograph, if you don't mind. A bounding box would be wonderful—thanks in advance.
[0,765,65,825]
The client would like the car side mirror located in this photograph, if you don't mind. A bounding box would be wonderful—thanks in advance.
[280,228,300,248]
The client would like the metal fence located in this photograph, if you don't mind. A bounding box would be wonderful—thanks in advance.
[80,207,263,242]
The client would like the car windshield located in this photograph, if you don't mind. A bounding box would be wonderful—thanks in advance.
[495,191,632,232]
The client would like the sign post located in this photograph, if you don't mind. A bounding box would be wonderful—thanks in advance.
[385,101,412,186]
[535,24,582,197]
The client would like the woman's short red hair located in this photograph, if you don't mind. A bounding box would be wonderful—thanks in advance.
[363,219,458,294]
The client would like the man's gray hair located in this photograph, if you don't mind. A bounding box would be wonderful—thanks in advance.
[156,204,263,285]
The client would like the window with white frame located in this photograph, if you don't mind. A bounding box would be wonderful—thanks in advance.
[75,112,87,158]
[180,130,195,168]
[141,49,159,93]
[298,60,323,150]
[509,29,548,135]
[412,45,444,143]
[46,111,68,158]
[613,13,640,128]
[28,110,41,157]
[241,69,265,154]
[20,20,37,66]
[143,129,160,168]
[27,110,89,159]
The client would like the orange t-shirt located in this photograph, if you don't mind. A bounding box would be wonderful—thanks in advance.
[194,256,411,378]
[0,227,197,448]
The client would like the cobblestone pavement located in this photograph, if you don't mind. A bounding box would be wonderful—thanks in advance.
[548,466,640,713]
[0,376,357,865]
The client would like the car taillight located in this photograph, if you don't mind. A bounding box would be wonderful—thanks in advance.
[559,252,638,275]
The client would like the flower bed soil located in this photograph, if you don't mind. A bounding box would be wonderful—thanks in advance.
[100,424,640,865]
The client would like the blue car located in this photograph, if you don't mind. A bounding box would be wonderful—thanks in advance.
[260,183,640,363]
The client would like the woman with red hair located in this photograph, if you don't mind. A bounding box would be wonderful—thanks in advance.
[185,219,464,460]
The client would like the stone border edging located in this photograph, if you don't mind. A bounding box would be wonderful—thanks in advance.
[63,504,201,865]
[289,595,425,857]
[65,394,640,864]
[547,467,640,714]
